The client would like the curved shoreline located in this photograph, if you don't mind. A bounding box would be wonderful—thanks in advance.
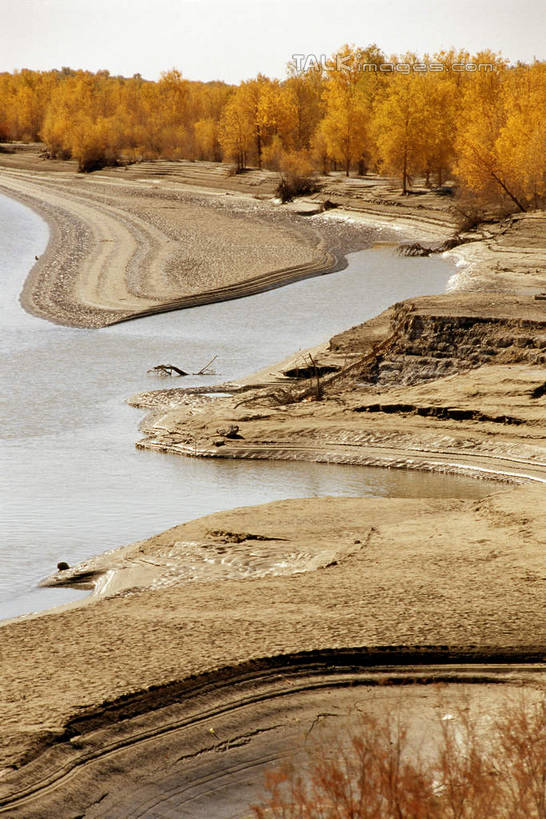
[0,170,344,328]
[137,417,546,485]
[0,163,466,329]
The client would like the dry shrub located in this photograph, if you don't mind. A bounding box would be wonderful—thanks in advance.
[276,149,318,202]
[252,694,546,818]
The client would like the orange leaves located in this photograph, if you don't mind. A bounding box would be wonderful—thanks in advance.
[454,61,546,211]
[373,73,425,191]
[194,118,220,161]
[219,85,255,170]
[320,45,374,176]
[0,52,543,209]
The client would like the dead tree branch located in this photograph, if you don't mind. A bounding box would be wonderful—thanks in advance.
[196,354,217,375]
[148,355,218,377]
[147,364,189,377]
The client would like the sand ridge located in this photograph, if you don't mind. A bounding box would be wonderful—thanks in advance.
[0,164,338,327]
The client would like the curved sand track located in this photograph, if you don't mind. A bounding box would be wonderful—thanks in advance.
[0,167,335,328]
[1,647,544,818]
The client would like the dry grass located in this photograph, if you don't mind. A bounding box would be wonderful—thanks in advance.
[252,692,546,818]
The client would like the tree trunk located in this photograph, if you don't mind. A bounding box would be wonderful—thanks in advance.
[490,170,527,212]
[256,126,262,170]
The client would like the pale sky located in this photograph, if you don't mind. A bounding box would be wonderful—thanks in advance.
[1,0,544,83]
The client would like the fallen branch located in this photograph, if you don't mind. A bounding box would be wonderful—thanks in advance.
[148,355,218,377]
[147,364,189,377]
[196,354,217,375]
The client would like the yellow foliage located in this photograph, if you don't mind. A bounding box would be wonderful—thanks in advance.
[455,59,545,211]
[194,118,220,161]
[320,45,372,175]
[373,74,426,192]
[0,51,542,211]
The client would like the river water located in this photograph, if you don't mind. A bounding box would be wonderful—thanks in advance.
[0,194,494,619]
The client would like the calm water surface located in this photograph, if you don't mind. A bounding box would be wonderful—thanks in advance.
[0,194,494,618]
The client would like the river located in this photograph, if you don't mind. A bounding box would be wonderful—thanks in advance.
[0,193,494,619]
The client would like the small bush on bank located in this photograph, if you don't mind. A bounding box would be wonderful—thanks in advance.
[276,150,318,203]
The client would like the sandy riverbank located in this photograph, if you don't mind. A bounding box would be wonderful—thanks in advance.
[2,486,545,814]
[134,287,546,489]
[0,171,337,328]
[1,145,544,326]
[0,148,545,815]
[0,147,402,328]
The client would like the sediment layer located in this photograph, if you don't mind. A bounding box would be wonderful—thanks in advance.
[3,487,546,787]
[1,648,544,817]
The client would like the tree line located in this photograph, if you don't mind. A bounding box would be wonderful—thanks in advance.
[0,46,544,212]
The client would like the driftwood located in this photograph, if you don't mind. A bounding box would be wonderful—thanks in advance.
[148,355,217,377]
[148,364,189,376]
[195,355,217,375]
[233,353,324,410]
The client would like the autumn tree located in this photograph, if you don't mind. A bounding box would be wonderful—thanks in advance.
[453,52,534,211]
[283,62,325,150]
[320,45,375,175]
[494,62,546,210]
[373,69,426,193]
[191,82,231,161]
[219,85,254,170]
[0,49,542,211]
[414,61,457,186]
[310,122,330,174]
